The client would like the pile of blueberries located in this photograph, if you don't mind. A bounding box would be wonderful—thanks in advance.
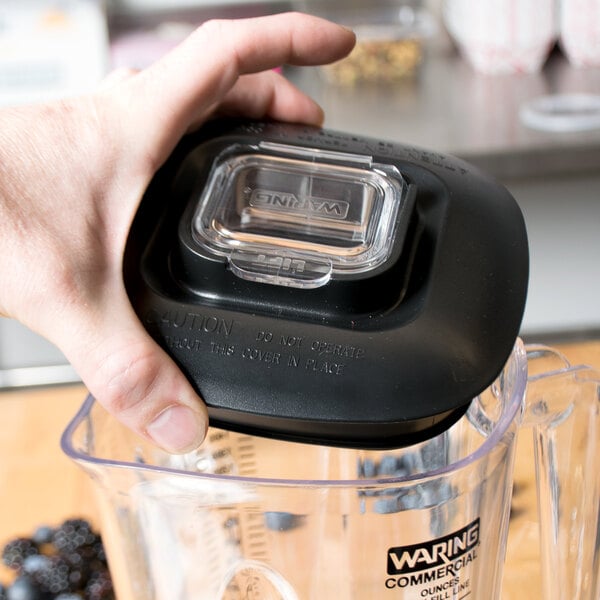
[0,519,113,600]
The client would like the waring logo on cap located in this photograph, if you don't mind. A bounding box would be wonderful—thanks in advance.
[249,189,350,220]
[387,519,480,575]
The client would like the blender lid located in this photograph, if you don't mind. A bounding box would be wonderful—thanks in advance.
[124,119,529,449]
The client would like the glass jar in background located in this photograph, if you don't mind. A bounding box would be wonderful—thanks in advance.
[295,0,437,84]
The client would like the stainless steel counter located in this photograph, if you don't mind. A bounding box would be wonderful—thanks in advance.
[288,47,600,181]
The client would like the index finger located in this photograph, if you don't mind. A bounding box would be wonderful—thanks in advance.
[124,13,355,159]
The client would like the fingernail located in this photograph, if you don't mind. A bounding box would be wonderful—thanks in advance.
[147,405,206,453]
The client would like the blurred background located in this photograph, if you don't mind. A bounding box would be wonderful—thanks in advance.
[1,0,599,388]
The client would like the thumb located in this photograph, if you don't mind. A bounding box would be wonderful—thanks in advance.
[60,290,208,454]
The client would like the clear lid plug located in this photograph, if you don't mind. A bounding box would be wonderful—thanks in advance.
[191,142,407,288]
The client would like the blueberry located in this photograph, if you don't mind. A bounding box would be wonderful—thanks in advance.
[396,492,422,510]
[373,497,402,514]
[264,512,303,532]
[52,520,96,554]
[378,455,400,476]
[398,452,421,473]
[20,555,51,577]
[2,539,39,571]
[359,458,377,478]
[84,570,114,600]
[2,520,111,599]
[6,576,45,600]
[27,556,70,595]
[31,527,54,547]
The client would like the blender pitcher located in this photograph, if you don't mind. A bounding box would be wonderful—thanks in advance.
[61,121,599,599]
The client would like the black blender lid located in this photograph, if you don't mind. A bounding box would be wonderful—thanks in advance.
[124,119,529,449]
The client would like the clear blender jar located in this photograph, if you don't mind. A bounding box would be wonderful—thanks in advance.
[62,120,599,599]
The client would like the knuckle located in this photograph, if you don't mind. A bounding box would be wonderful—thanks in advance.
[191,19,241,72]
[95,344,163,419]
[194,18,228,41]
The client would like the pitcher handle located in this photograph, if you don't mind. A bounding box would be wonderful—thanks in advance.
[524,344,600,600]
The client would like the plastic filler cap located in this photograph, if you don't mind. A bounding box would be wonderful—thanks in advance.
[191,142,406,289]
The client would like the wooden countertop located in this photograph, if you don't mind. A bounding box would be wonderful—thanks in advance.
[0,339,599,598]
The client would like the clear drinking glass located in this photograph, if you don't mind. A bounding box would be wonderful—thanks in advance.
[61,340,600,599]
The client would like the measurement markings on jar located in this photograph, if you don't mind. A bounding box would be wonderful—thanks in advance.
[231,434,270,562]
[240,512,270,561]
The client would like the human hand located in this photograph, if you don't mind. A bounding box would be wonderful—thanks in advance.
[0,12,355,453]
